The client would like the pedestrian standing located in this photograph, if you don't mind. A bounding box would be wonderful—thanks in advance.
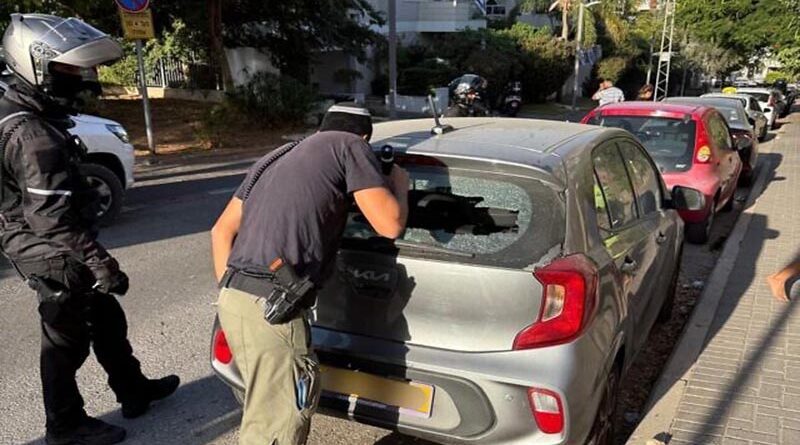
[592,79,626,107]
[0,14,179,445]
[210,103,409,445]
[637,84,654,101]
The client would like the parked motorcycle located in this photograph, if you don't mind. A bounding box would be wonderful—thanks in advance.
[499,81,522,117]
[446,74,490,117]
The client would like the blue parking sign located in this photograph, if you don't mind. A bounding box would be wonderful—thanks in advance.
[115,0,149,13]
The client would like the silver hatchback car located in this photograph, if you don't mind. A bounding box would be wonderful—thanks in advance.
[211,118,701,445]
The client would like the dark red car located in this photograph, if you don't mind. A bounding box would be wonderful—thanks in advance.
[582,102,744,244]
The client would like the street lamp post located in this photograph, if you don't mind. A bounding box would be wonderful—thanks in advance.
[388,0,398,119]
[571,1,600,111]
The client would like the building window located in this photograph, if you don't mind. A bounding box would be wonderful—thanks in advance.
[486,0,506,16]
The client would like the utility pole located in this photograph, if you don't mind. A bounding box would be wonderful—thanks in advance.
[653,0,676,101]
[571,1,599,111]
[388,0,398,119]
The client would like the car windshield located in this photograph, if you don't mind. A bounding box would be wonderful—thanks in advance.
[710,105,749,129]
[665,99,749,130]
[342,155,564,268]
[588,115,696,173]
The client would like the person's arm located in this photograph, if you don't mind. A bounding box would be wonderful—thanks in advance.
[354,166,409,239]
[211,197,243,283]
[15,119,110,263]
[592,88,604,101]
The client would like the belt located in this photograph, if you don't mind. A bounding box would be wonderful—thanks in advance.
[220,269,277,299]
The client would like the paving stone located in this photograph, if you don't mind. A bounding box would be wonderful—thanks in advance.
[781,428,800,444]
[753,415,779,434]
[668,119,800,445]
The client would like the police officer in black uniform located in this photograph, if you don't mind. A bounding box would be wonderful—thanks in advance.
[1,14,178,445]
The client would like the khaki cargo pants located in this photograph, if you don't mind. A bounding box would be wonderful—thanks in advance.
[218,287,321,445]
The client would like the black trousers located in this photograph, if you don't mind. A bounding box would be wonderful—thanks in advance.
[14,256,147,434]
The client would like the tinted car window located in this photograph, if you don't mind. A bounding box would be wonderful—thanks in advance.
[589,115,696,173]
[343,156,564,268]
[618,141,662,216]
[749,99,761,112]
[706,113,732,151]
[744,92,770,103]
[593,143,638,229]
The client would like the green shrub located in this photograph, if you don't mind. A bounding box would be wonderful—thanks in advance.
[399,65,455,95]
[765,70,792,84]
[597,56,629,83]
[333,68,364,85]
[500,23,574,102]
[226,72,318,126]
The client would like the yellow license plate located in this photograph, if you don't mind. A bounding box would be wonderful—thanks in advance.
[320,365,434,417]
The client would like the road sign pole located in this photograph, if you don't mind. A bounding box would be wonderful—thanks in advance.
[135,39,155,155]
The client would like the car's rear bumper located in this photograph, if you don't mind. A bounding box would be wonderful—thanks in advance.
[211,320,609,445]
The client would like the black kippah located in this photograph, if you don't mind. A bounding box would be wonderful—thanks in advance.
[319,102,373,140]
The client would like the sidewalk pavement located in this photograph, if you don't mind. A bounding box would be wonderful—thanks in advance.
[630,110,800,445]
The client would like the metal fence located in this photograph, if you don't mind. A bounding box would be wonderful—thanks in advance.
[137,57,221,90]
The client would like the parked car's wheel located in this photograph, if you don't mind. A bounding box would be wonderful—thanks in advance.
[585,365,621,445]
[686,205,715,244]
[658,256,681,323]
[79,163,124,226]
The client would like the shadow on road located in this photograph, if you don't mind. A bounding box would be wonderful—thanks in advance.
[19,376,241,445]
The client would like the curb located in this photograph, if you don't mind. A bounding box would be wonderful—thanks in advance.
[625,153,776,444]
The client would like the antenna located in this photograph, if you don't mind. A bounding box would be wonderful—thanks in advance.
[428,94,454,135]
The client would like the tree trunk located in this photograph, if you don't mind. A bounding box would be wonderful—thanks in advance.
[561,0,570,40]
[209,0,233,91]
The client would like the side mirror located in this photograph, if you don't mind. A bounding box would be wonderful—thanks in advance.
[763,107,772,113]
[671,186,706,211]
[747,116,756,126]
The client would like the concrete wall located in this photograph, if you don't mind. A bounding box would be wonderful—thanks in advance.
[225,47,279,86]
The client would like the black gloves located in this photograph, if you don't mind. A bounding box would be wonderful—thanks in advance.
[89,256,130,295]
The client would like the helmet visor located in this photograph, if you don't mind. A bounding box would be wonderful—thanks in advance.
[26,16,108,61]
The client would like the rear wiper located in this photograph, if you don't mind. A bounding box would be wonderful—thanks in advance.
[393,240,476,258]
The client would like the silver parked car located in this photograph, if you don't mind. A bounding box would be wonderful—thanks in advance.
[701,92,769,141]
[211,118,702,445]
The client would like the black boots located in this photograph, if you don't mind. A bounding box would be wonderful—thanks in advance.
[121,374,180,419]
[45,417,126,445]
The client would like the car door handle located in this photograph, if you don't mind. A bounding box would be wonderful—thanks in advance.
[656,232,667,244]
[620,257,638,274]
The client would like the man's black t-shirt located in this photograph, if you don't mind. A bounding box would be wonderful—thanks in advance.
[228,131,386,285]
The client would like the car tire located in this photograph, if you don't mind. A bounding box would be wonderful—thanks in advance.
[79,163,124,227]
[585,365,621,445]
[686,206,714,245]
[739,167,754,187]
[658,257,681,323]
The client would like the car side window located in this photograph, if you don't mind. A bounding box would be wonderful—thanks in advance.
[706,113,732,151]
[593,143,638,229]
[593,173,612,232]
[749,99,761,112]
[617,140,662,216]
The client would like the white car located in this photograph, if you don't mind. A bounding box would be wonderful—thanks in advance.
[735,87,784,129]
[1,80,134,224]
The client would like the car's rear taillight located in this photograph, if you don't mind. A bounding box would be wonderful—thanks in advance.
[213,329,233,365]
[513,254,598,350]
[528,388,565,434]
[695,145,712,163]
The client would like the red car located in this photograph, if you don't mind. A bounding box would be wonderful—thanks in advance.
[582,102,744,244]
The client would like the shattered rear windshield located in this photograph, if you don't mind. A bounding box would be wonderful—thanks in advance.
[343,157,565,268]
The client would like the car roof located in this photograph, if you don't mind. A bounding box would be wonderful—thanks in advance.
[736,87,774,94]
[371,117,621,187]
[665,96,746,110]
[702,93,752,103]
[587,101,707,118]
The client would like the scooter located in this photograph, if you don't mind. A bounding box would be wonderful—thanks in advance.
[500,81,522,117]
